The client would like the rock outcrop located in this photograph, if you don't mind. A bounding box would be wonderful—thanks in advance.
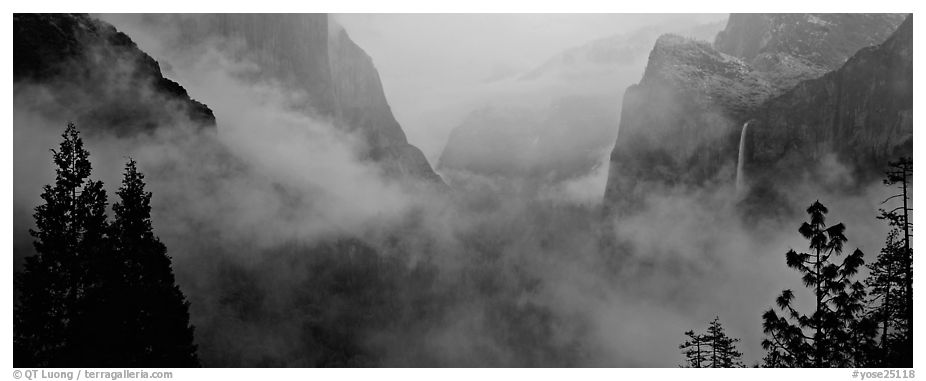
[14,13,215,134]
[715,14,906,91]
[158,14,444,185]
[603,35,774,211]
[743,15,913,188]
[161,14,336,117]
[328,26,444,184]
[603,13,908,213]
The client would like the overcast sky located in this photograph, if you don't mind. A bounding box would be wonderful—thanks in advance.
[334,14,729,160]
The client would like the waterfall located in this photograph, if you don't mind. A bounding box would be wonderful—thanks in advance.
[735,121,750,193]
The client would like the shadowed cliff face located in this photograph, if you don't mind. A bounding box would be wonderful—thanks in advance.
[328,26,445,184]
[14,13,910,367]
[604,34,773,213]
[153,14,335,117]
[715,14,906,91]
[141,14,445,186]
[13,13,216,135]
[743,15,913,191]
[603,13,908,214]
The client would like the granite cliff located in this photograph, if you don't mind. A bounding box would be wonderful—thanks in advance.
[603,13,909,212]
[742,15,913,190]
[437,21,724,189]
[156,14,445,185]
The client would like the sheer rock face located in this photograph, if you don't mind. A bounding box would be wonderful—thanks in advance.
[715,13,906,91]
[164,14,336,117]
[743,15,913,188]
[165,14,445,186]
[328,27,444,184]
[16,13,443,186]
[13,13,216,134]
[603,35,774,212]
[603,14,909,213]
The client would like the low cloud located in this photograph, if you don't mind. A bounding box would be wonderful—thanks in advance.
[14,14,899,367]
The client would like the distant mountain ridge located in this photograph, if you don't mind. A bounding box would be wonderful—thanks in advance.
[437,20,725,189]
[715,14,906,91]
[603,13,909,213]
[14,13,216,134]
[155,14,445,186]
[15,13,444,186]
[743,15,913,189]
[520,20,725,82]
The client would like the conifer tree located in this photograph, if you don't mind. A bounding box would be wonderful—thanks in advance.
[679,330,709,368]
[110,159,199,366]
[866,158,913,367]
[14,122,110,366]
[881,159,912,339]
[706,317,744,368]
[15,123,199,367]
[761,201,874,367]
[680,317,743,368]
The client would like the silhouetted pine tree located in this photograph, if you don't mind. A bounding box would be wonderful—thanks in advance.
[679,330,709,368]
[15,123,199,367]
[705,317,743,368]
[680,317,743,368]
[761,201,875,367]
[866,158,913,367]
[14,122,110,367]
[865,227,909,366]
[107,159,199,366]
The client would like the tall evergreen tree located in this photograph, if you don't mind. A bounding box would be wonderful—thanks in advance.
[15,123,199,367]
[705,317,744,368]
[864,228,908,366]
[679,329,709,368]
[14,122,110,366]
[680,317,743,368]
[882,159,912,340]
[866,158,913,367]
[761,201,874,367]
[110,159,199,366]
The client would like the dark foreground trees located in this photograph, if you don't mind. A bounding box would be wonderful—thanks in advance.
[865,157,913,367]
[15,122,110,366]
[679,316,743,368]
[761,201,875,367]
[107,159,199,366]
[758,157,914,368]
[865,226,911,367]
[14,122,199,367]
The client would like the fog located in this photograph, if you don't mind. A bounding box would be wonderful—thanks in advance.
[334,14,728,162]
[13,14,899,367]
